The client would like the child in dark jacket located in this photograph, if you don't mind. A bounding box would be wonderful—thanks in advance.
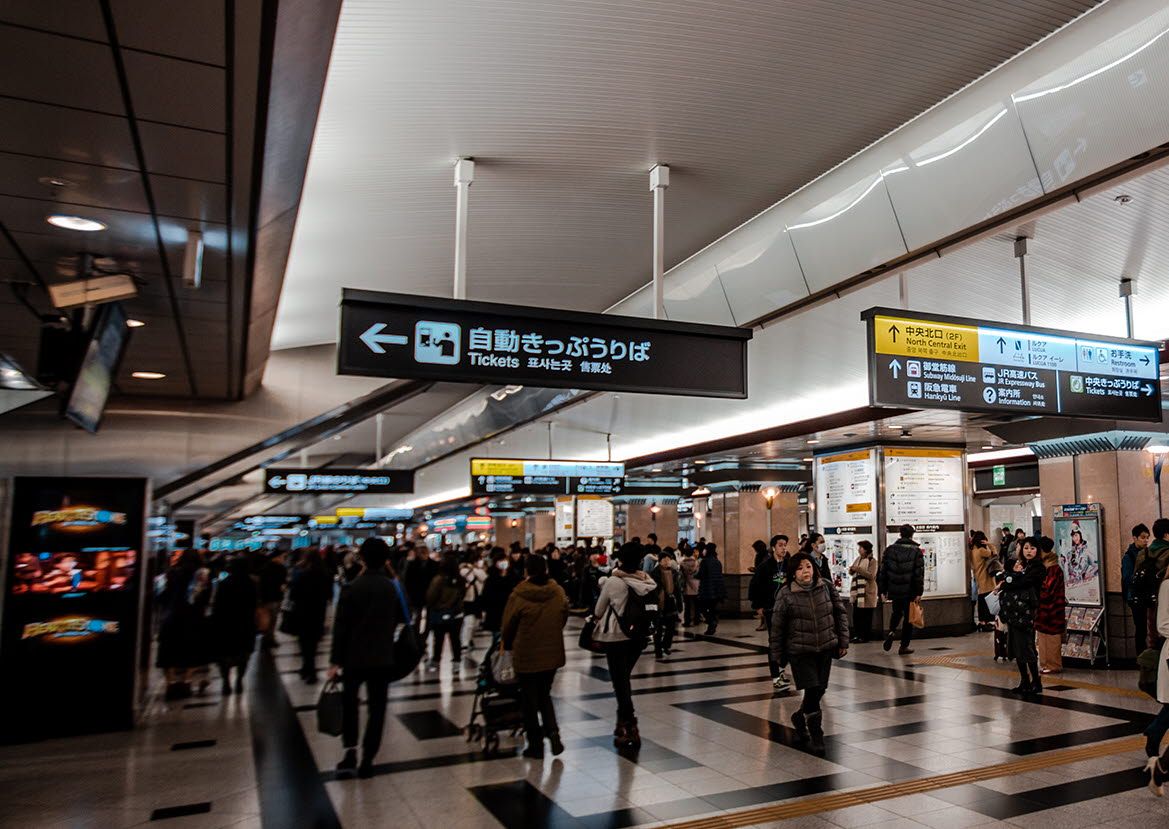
[769,553,849,755]
[999,537,1047,696]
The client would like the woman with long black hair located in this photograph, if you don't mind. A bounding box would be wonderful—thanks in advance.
[424,552,465,668]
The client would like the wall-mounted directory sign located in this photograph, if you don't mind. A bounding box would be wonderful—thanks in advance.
[1,477,147,743]
[863,307,1162,422]
[471,459,625,495]
[263,468,414,495]
[814,449,877,595]
[883,447,968,598]
[338,289,752,398]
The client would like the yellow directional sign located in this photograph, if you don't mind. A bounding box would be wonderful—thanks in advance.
[873,314,978,361]
[470,459,525,477]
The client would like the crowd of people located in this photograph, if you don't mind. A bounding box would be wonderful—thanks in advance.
[153,518,1169,790]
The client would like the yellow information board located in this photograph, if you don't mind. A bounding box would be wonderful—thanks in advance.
[873,314,978,361]
[470,459,526,477]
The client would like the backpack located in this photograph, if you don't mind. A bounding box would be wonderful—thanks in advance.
[1131,560,1163,609]
[615,583,652,639]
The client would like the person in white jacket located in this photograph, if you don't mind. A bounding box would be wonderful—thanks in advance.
[459,556,488,651]
[1145,576,1169,795]
[593,542,656,750]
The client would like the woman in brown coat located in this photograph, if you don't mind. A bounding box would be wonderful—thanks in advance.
[501,555,570,759]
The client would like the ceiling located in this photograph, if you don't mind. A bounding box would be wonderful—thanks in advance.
[274,0,1100,351]
[0,2,258,399]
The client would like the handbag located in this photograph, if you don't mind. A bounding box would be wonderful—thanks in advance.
[389,579,424,682]
[277,597,299,635]
[490,647,517,685]
[316,678,344,736]
[985,590,1001,618]
[578,614,608,653]
[1136,648,1161,699]
[908,599,925,629]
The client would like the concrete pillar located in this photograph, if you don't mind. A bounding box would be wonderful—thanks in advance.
[1037,449,1164,660]
[493,517,524,551]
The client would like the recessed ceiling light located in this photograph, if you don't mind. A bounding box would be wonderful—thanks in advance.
[651,468,663,472]
[693,460,707,465]
[806,439,821,445]
[125,319,146,328]
[46,214,107,232]
[131,371,165,380]
[38,176,75,188]
[802,457,815,462]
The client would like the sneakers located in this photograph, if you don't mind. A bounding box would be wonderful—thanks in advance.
[772,671,792,693]
[336,748,358,779]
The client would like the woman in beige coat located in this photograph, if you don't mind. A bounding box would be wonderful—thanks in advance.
[848,541,878,642]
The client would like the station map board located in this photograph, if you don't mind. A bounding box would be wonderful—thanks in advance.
[862,307,1161,422]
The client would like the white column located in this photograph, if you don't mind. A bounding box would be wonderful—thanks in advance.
[650,165,670,320]
[453,158,474,300]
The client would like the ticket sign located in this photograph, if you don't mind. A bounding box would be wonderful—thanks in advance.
[470,458,625,495]
[263,468,414,495]
[863,307,1162,422]
[338,289,752,398]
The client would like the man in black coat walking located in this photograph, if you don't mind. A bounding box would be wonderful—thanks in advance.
[877,524,925,655]
[328,538,403,778]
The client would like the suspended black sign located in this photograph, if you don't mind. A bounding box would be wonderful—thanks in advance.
[863,307,1162,423]
[338,289,751,398]
[262,468,414,495]
[470,459,625,496]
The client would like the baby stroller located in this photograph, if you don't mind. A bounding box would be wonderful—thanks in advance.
[465,638,525,755]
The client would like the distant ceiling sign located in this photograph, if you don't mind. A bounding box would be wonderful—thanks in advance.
[337,289,751,398]
[470,458,625,496]
[863,307,1162,423]
[263,468,415,494]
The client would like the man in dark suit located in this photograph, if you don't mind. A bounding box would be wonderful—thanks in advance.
[878,524,925,656]
[328,537,403,778]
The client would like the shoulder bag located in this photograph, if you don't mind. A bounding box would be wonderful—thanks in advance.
[389,579,424,682]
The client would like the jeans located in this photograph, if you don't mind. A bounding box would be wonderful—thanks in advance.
[517,670,559,740]
[1146,703,1169,757]
[605,639,643,720]
[428,621,461,664]
[852,607,874,642]
[886,598,914,648]
[298,633,320,677]
[341,666,392,759]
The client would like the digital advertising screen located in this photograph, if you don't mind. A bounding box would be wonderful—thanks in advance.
[1,477,148,743]
[65,302,131,433]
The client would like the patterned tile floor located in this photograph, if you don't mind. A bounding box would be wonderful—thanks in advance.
[0,617,1165,828]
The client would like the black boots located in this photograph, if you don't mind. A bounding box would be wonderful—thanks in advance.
[1027,661,1043,696]
[613,717,641,749]
[548,730,565,756]
[807,712,825,755]
[524,726,545,758]
[791,710,809,743]
[336,748,358,779]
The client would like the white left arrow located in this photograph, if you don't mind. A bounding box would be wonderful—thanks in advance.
[360,323,408,354]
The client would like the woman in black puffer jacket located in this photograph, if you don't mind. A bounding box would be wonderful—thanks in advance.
[769,552,849,755]
[998,537,1046,696]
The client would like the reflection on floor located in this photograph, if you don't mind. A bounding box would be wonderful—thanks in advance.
[1,617,1165,828]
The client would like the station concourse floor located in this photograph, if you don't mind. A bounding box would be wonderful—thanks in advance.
[1,618,1165,829]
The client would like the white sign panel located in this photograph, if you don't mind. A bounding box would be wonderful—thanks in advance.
[816,449,878,596]
[575,498,614,539]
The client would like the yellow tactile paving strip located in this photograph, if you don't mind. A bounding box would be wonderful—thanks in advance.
[913,652,1149,700]
[660,736,1145,829]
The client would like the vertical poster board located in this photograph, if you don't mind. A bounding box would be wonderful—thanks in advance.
[1053,503,1103,607]
[575,497,613,540]
[882,447,968,598]
[1,477,147,743]
[555,498,575,546]
[815,449,877,595]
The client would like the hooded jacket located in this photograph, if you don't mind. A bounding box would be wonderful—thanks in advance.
[501,578,569,673]
[769,577,849,665]
[878,538,925,599]
[593,570,657,642]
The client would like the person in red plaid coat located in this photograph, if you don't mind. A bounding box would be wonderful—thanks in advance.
[1035,536,1067,675]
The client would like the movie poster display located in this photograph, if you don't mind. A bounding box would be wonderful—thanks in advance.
[815,449,877,595]
[1053,503,1103,607]
[882,448,968,598]
[1,477,148,742]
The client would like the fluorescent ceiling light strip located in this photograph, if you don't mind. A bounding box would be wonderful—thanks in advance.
[1012,27,1169,103]
[967,447,1035,463]
[913,109,1008,167]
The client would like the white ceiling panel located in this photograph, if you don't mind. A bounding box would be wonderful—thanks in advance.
[275,0,1099,350]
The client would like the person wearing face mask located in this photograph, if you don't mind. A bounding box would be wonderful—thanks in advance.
[770,552,849,755]
[480,549,517,646]
[998,537,1046,696]
[877,525,925,656]
[800,533,832,582]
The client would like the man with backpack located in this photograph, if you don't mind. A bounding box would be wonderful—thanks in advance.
[1133,519,1169,649]
[592,542,656,750]
[1123,523,1152,654]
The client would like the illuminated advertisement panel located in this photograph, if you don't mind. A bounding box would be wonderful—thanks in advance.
[1,477,148,743]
